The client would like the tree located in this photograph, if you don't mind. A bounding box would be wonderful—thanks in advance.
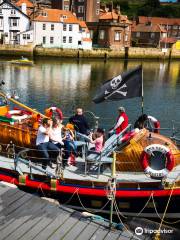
[145,0,160,8]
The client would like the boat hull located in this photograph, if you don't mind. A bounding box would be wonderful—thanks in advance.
[0,169,179,219]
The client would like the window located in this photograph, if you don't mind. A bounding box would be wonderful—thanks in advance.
[42,24,46,30]
[10,19,18,27]
[78,6,84,13]
[43,36,46,44]
[63,24,67,31]
[0,18,3,27]
[63,36,66,43]
[125,35,128,42]
[23,34,30,40]
[0,8,2,14]
[42,12,47,17]
[69,24,72,31]
[78,0,84,2]
[51,24,54,31]
[136,32,140,37]
[96,9,99,15]
[114,31,121,41]
[64,5,69,10]
[151,32,155,38]
[173,25,178,30]
[90,30,94,39]
[69,36,72,43]
[162,33,167,38]
[11,10,16,15]
[50,37,54,44]
[99,30,105,40]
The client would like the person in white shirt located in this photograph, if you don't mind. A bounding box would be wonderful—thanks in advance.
[36,118,59,169]
[49,118,64,148]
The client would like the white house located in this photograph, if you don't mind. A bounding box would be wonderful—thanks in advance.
[0,0,30,44]
[19,8,92,49]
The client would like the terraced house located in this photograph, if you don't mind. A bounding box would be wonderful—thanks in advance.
[22,8,92,49]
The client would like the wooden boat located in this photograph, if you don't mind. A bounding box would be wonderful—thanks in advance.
[9,58,34,66]
[0,90,179,220]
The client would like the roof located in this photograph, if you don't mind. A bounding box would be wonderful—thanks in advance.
[82,38,92,42]
[160,37,177,43]
[132,23,167,33]
[33,9,80,24]
[0,0,29,19]
[138,16,180,26]
[99,11,132,24]
[16,0,34,8]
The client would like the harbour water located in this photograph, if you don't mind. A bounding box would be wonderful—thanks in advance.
[0,58,180,133]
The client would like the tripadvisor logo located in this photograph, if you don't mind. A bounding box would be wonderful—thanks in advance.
[135,227,173,236]
[135,227,143,236]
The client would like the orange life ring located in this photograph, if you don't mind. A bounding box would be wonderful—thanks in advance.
[141,144,174,178]
[148,116,160,133]
[45,107,63,120]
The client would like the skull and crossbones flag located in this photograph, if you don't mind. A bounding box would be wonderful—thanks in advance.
[93,65,142,103]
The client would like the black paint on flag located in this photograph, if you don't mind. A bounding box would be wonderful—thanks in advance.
[93,65,142,104]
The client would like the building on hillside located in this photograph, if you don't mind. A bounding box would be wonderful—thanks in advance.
[0,0,30,44]
[87,9,132,49]
[19,8,92,49]
[51,0,100,22]
[135,16,180,47]
[132,21,167,48]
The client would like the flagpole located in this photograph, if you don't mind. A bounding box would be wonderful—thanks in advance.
[141,66,144,115]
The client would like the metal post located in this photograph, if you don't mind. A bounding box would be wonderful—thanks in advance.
[109,151,116,229]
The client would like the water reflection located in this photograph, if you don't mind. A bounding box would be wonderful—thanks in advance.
[0,58,179,129]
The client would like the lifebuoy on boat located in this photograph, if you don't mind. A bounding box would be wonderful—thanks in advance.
[45,107,63,120]
[141,144,175,178]
[148,116,160,133]
[7,110,28,122]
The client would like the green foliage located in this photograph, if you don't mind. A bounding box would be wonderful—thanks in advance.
[101,0,180,18]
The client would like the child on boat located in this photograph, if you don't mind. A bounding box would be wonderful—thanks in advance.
[89,128,105,153]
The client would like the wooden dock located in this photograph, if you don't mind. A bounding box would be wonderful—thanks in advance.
[0,182,143,240]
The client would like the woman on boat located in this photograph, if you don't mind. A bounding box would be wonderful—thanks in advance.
[36,118,60,169]
[89,128,105,153]
[49,118,64,148]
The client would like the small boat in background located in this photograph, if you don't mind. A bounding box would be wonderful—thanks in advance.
[9,57,34,66]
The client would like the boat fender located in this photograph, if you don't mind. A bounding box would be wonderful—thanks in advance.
[148,116,160,133]
[7,110,28,122]
[141,144,175,178]
[45,107,63,120]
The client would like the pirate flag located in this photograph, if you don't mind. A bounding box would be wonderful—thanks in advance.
[93,65,142,103]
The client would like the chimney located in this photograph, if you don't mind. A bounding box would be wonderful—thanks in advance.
[21,3,27,15]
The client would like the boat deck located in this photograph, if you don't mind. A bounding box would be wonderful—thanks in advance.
[0,155,179,184]
[0,182,142,240]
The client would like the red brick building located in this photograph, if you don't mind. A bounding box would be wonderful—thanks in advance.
[87,10,132,49]
[51,0,100,22]
[132,17,180,48]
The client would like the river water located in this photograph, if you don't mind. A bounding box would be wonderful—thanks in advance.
[0,58,180,133]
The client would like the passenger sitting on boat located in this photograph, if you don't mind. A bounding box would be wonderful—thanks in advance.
[63,124,77,165]
[36,118,60,169]
[69,108,90,135]
[134,114,148,130]
[89,128,105,153]
[109,107,129,135]
[49,118,64,148]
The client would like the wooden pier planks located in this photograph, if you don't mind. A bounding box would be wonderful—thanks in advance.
[0,182,139,240]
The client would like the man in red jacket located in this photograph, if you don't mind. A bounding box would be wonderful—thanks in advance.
[109,107,129,135]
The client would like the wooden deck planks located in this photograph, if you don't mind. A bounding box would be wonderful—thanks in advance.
[0,182,129,240]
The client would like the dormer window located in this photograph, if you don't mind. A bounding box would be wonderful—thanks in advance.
[42,12,47,17]
[63,15,67,19]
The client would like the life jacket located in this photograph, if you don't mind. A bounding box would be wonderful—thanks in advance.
[116,112,128,134]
